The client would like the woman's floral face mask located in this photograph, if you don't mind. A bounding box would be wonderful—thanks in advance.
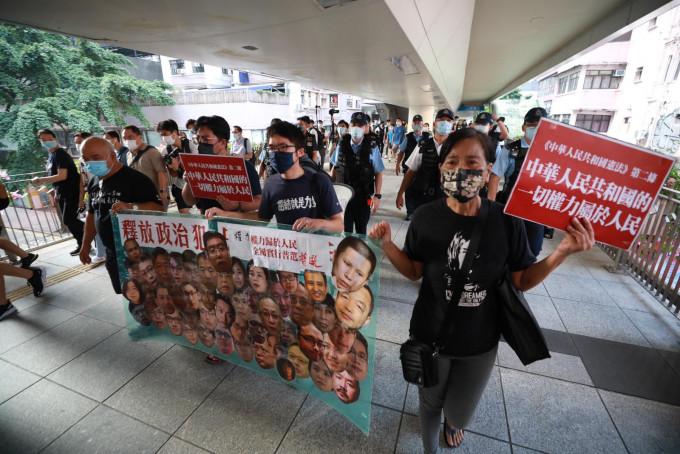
[441,168,485,203]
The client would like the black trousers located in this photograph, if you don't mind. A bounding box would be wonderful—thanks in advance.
[59,195,84,246]
[105,247,122,294]
[344,196,371,234]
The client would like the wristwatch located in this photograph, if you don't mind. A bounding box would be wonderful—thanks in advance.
[374,194,382,199]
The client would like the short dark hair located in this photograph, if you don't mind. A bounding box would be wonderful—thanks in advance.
[152,247,169,262]
[354,331,368,352]
[203,230,227,248]
[233,125,243,133]
[185,119,196,129]
[182,249,197,264]
[195,115,230,141]
[270,118,282,125]
[297,116,311,123]
[439,128,495,165]
[156,119,179,133]
[104,130,120,141]
[123,279,145,303]
[266,121,305,151]
[337,120,349,128]
[74,132,92,140]
[335,237,377,277]
[122,125,141,136]
[37,129,56,138]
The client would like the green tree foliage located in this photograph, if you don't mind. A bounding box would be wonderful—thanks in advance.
[499,88,523,102]
[0,25,174,174]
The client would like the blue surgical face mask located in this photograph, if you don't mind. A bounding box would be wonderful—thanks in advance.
[198,143,214,155]
[84,160,111,177]
[269,151,296,174]
[349,126,364,141]
[525,126,538,143]
[435,120,453,136]
[41,141,57,149]
[337,126,347,136]
[413,123,423,132]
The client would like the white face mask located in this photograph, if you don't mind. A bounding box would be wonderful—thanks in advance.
[124,139,138,150]
[161,135,175,146]
[473,124,490,134]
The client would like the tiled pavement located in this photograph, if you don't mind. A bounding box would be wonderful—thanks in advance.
[1,165,680,454]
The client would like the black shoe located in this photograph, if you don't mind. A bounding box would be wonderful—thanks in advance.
[0,300,17,321]
[27,267,46,297]
[69,246,81,256]
[20,253,38,269]
[405,214,412,221]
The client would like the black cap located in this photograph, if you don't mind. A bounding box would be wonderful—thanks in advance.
[412,114,423,122]
[524,107,548,124]
[435,108,454,120]
[350,112,368,126]
[475,112,493,125]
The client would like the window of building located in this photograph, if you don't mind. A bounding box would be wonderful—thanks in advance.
[675,60,680,81]
[192,62,205,73]
[558,76,568,94]
[538,75,556,97]
[575,114,611,133]
[544,100,552,115]
[221,68,231,75]
[169,59,185,75]
[635,66,643,82]
[583,70,622,89]
[568,72,579,91]
[648,17,657,29]
[664,56,673,81]
[347,97,353,108]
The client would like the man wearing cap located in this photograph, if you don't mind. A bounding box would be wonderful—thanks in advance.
[330,112,385,234]
[471,112,509,152]
[396,114,430,220]
[390,118,406,163]
[488,107,548,256]
[396,108,455,216]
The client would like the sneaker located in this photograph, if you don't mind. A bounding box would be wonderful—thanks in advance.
[20,253,38,269]
[69,246,81,256]
[405,214,412,221]
[27,267,47,297]
[0,301,17,321]
[91,255,106,264]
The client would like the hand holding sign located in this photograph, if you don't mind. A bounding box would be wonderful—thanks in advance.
[557,216,596,255]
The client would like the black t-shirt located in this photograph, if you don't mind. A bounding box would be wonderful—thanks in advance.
[195,160,263,213]
[47,147,80,198]
[403,199,536,356]
[259,169,342,225]
[87,166,163,250]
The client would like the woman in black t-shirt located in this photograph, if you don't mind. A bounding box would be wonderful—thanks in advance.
[369,129,595,452]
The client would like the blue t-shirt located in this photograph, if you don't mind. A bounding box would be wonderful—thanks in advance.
[259,169,342,225]
[329,138,386,173]
[392,125,406,146]
[116,146,130,166]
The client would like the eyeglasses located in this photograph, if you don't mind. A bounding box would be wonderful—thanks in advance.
[259,310,280,320]
[301,335,325,349]
[280,274,298,283]
[196,135,219,144]
[199,309,216,318]
[290,295,311,306]
[265,144,296,153]
[249,320,265,330]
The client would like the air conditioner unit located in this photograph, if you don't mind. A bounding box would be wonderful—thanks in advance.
[615,69,625,77]
[176,68,186,75]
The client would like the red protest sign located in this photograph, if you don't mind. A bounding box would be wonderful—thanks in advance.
[503,118,675,250]
[180,154,253,202]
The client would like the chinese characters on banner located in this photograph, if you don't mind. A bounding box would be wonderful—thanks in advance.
[504,118,676,249]
[113,212,379,434]
[179,154,253,202]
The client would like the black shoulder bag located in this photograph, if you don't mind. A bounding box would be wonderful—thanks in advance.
[399,199,489,387]
[496,219,550,365]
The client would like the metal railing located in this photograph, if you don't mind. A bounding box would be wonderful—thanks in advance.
[600,186,680,313]
[146,89,290,106]
[0,171,73,258]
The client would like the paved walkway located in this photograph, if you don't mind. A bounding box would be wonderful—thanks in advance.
[1,163,680,453]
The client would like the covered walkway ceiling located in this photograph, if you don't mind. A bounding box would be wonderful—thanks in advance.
[1,0,677,110]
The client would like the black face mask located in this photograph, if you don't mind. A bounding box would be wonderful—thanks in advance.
[198,143,214,155]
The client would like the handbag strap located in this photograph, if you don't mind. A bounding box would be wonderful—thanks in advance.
[433,198,489,351]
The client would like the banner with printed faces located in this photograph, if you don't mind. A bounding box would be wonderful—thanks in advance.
[504,118,676,250]
[113,211,380,433]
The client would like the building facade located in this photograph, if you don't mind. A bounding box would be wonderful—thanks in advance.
[535,5,680,156]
